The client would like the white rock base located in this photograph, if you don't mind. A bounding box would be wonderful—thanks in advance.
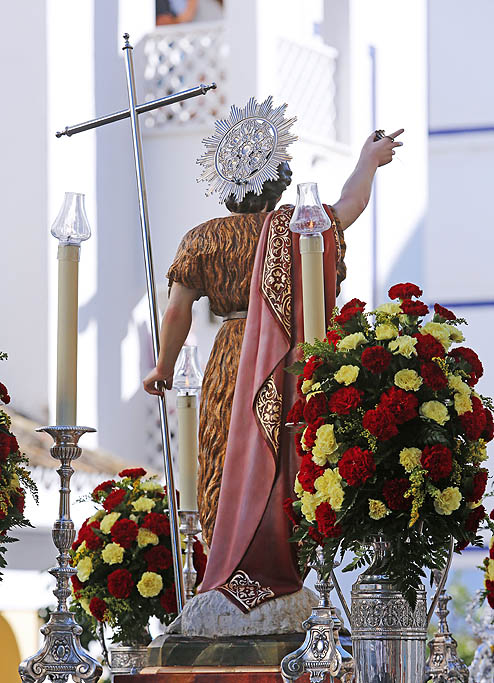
[167,587,318,637]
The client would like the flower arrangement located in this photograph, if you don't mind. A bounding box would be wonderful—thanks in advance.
[69,467,207,647]
[0,352,38,578]
[285,283,493,603]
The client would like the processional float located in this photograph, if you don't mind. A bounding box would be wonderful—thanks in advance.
[19,33,215,683]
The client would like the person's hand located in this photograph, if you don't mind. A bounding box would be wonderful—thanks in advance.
[143,366,173,396]
[360,128,404,167]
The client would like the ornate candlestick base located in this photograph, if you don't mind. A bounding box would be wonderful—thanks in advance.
[179,510,201,601]
[281,549,354,683]
[425,570,469,683]
[18,426,103,683]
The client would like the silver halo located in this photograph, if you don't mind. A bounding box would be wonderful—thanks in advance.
[197,96,297,204]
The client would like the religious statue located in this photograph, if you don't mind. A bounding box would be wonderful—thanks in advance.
[143,96,403,610]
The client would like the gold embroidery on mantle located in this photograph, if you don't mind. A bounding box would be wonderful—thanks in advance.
[261,205,293,340]
[218,570,275,611]
[255,375,282,454]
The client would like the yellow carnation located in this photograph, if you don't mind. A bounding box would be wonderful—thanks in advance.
[375,302,401,315]
[433,487,462,515]
[76,556,93,582]
[80,599,91,615]
[399,447,422,473]
[338,332,367,352]
[394,369,423,392]
[375,323,399,340]
[388,335,417,358]
[444,324,464,343]
[88,510,105,523]
[300,491,323,523]
[454,392,473,416]
[307,383,323,399]
[487,559,494,582]
[137,571,163,598]
[100,512,121,534]
[448,374,470,395]
[420,400,450,426]
[137,527,159,548]
[312,424,339,466]
[132,496,156,513]
[301,427,311,452]
[141,479,163,492]
[101,542,125,565]
[294,475,304,497]
[369,499,390,520]
[420,322,452,351]
[490,536,494,551]
[314,468,344,511]
[301,379,314,394]
[334,365,359,386]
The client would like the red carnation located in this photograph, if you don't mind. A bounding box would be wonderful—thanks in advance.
[294,431,304,458]
[308,526,324,545]
[108,568,134,599]
[287,398,305,424]
[160,585,178,613]
[79,520,102,550]
[400,299,429,317]
[482,409,494,443]
[488,593,494,609]
[328,386,362,415]
[89,597,108,622]
[460,396,487,441]
[335,306,360,326]
[466,469,488,503]
[119,467,147,479]
[326,329,342,349]
[486,579,494,592]
[465,504,486,533]
[283,497,301,526]
[142,512,171,537]
[92,480,116,499]
[103,488,126,512]
[111,518,139,549]
[413,333,445,361]
[304,393,328,423]
[303,356,323,381]
[388,282,423,300]
[490,546,494,560]
[0,383,10,404]
[382,478,412,511]
[341,298,366,313]
[144,545,173,572]
[71,575,85,597]
[0,432,11,462]
[298,456,325,494]
[302,418,326,451]
[420,361,448,391]
[315,502,342,538]
[434,303,456,321]
[379,386,418,424]
[14,492,25,514]
[338,447,376,487]
[361,346,392,374]
[9,435,19,453]
[362,407,398,441]
[193,539,207,584]
[296,375,304,397]
[420,444,453,482]
[449,347,483,386]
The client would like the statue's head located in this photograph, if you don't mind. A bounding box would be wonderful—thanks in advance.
[224,161,292,214]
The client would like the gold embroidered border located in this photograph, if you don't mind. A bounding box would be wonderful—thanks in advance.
[260,205,293,340]
[255,374,282,454]
[218,570,275,611]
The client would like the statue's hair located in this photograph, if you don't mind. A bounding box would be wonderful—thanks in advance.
[225,162,292,214]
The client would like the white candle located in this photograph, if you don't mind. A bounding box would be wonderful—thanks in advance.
[300,234,326,343]
[56,243,80,425]
[177,394,198,511]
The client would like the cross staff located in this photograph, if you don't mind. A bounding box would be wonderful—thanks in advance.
[57,32,216,613]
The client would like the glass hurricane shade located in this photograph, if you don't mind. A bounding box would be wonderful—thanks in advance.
[51,192,91,244]
[289,182,330,235]
[173,345,203,395]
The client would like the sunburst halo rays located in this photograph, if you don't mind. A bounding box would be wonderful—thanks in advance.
[197,96,297,203]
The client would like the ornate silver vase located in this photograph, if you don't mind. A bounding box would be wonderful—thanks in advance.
[467,595,494,683]
[351,536,428,683]
[109,644,149,679]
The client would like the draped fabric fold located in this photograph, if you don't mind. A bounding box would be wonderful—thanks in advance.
[199,204,339,611]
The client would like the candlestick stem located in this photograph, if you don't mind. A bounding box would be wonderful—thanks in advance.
[179,510,201,601]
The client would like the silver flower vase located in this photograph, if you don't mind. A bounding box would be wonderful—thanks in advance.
[109,643,149,679]
[350,536,428,683]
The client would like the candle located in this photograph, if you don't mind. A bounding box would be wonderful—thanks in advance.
[300,234,326,343]
[56,244,80,425]
[51,192,91,427]
[177,394,199,511]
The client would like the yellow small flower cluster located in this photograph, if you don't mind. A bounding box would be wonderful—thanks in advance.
[405,469,426,527]
[368,499,390,520]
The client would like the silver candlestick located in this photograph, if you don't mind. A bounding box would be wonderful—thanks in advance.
[19,426,103,683]
[281,548,354,683]
[179,510,201,601]
[424,569,469,683]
